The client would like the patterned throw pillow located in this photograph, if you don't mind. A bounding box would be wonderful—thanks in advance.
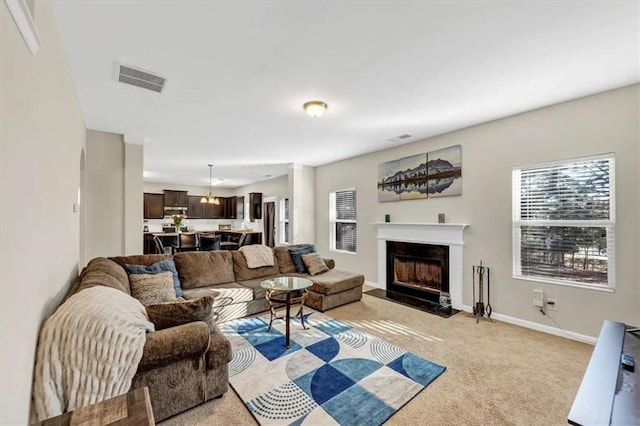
[301,252,329,276]
[145,296,215,330]
[125,258,183,297]
[129,271,177,306]
[289,244,316,273]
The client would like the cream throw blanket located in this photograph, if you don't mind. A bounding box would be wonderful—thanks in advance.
[33,286,154,420]
[240,245,275,268]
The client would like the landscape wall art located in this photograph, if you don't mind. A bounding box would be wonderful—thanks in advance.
[377,145,462,202]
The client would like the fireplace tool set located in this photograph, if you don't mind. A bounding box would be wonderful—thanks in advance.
[472,260,492,323]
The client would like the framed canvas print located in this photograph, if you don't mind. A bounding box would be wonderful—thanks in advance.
[377,153,428,202]
[427,145,462,197]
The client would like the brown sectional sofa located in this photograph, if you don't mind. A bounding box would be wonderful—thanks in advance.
[70,254,232,422]
[175,245,364,322]
[66,245,364,421]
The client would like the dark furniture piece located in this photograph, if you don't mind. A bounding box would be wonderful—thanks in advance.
[569,320,639,425]
[33,387,154,426]
[219,232,247,251]
[249,192,262,221]
[199,234,221,251]
[152,235,166,254]
[187,195,203,218]
[171,232,200,254]
[163,190,188,208]
[143,193,164,219]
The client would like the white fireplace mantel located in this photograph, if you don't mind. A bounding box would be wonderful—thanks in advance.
[372,222,468,310]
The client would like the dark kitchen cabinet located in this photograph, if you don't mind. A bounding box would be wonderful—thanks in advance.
[225,197,238,219]
[187,195,203,219]
[202,198,225,219]
[249,192,262,221]
[163,190,188,208]
[236,196,244,220]
[143,193,164,219]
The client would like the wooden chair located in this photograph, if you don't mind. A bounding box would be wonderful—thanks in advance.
[200,234,221,251]
[153,235,166,254]
[220,233,247,251]
[179,233,197,248]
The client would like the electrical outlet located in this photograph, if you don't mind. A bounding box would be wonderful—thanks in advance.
[533,289,544,307]
[546,298,558,311]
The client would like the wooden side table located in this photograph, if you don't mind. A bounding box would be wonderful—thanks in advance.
[34,387,154,426]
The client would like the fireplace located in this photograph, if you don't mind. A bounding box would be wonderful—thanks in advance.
[387,241,449,303]
[375,222,467,310]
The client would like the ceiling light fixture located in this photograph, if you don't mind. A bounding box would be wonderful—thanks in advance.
[201,164,220,205]
[303,100,327,118]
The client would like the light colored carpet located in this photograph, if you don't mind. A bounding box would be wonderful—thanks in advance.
[160,291,592,426]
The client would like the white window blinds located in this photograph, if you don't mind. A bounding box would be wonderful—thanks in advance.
[513,154,615,289]
[331,189,357,253]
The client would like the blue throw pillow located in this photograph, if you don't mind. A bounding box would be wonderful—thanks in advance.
[125,258,183,298]
[289,244,317,273]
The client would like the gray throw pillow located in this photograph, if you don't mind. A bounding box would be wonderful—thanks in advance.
[124,258,183,297]
[301,252,329,276]
[129,271,177,306]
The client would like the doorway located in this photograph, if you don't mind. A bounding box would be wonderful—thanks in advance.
[263,201,276,247]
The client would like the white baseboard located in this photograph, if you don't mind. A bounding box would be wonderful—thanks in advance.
[360,284,596,345]
[461,305,596,345]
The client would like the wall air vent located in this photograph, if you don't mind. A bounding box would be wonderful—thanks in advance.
[115,62,166,93]
[387,134,413,142]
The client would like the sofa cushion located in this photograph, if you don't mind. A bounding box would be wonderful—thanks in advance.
[130,271,177,305]
[289,244,316,273]
[124,258,183,298]
[236,278,269,300]
[232,251,280,281]
[74,258,130,295]
[182,283,253,305]
[174,251,235,289]
[146,296,215,330]
[302,253,329,276]
[306,269,365,295]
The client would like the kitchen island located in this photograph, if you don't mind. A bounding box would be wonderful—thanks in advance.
[143,230,262,254]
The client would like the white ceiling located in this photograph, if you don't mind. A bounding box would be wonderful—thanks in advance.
[52,1,639,188]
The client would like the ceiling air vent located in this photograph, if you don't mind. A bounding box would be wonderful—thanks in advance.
[387,134,413,143]
[115,63,166,93]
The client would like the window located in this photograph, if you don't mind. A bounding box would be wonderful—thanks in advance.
[279,198,289,244]
[512,154,615,290]
[330,189,357,253]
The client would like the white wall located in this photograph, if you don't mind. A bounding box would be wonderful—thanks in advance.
[1,1,86,423]
[315,85,639,338]
[124,143,143,254]
[86,130,125,258]
[86,131,144,257]
[287,166,316,244]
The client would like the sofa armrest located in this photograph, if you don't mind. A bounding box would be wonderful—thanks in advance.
[323,258,335,270]
[205,327,233,369]
[137,321,210,373]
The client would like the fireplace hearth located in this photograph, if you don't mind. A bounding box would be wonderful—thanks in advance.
[387,241,449,303]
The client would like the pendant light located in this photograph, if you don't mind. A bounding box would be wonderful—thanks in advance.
[201,164,220,205]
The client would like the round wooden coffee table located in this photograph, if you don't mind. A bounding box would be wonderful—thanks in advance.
[260,276,312,348]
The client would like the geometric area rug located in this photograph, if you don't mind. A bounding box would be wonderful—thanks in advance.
[219,311,446,425]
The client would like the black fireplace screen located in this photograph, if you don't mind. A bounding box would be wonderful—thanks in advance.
[393,255,442,293]
[386,241,449,302]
